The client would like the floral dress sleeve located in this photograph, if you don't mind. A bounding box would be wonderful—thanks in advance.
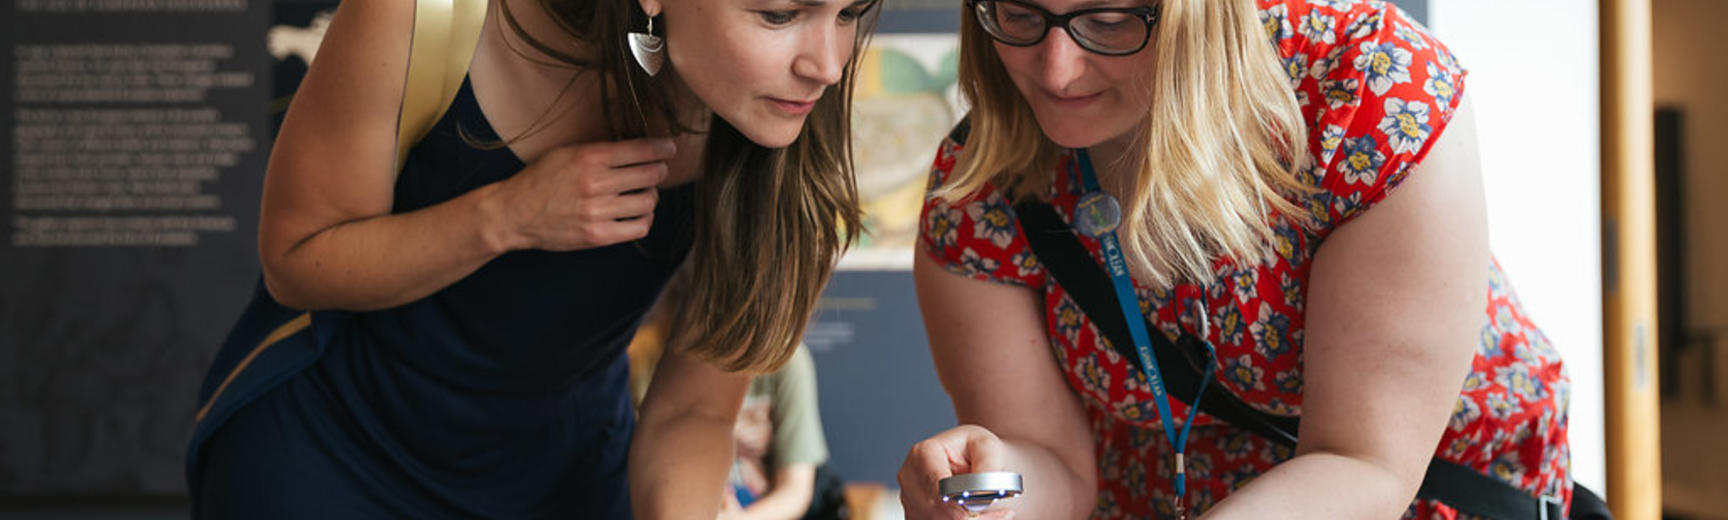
[1275,0,1469,230]
[916,136,1048,289]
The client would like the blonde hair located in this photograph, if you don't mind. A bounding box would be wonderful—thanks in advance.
[505,0,873,373]
[938,0,1314,287]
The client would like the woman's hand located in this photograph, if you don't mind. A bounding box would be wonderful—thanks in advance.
[485,137,675,252]
[902,253,1097,519]
[897,425,1017,520]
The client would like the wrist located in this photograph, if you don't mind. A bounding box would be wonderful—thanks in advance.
[471,182,526,254]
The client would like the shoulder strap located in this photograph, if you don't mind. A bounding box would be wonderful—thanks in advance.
[947,117,972,145]
[395,0,488,170]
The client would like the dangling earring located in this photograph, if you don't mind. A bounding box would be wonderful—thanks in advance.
[628,16,665,76]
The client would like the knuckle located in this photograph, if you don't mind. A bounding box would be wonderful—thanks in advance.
[910,440,935,457]
[576,178,603,197]
[570,147,601,168]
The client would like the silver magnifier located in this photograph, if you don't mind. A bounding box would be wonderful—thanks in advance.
[938,471,1024,514]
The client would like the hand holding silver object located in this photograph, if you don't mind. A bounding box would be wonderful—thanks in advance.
[938,471,1024,514]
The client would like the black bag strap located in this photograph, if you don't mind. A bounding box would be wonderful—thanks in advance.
[954,117,1568,519]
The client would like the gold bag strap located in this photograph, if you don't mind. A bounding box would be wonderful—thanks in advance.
[395,0,488,170]
[193,0,486,426]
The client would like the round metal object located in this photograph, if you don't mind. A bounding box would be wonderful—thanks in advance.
[938,471,1025,513]
[1073,191,1122,238]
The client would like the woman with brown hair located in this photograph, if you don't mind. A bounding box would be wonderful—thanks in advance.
[899,0,1574,518]
[187,0,878,517]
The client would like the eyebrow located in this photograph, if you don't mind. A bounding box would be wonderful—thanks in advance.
[786,0,875,6]
[1064,0,1151,9]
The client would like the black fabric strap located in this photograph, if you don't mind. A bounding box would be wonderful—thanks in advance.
[1011,199,1563,520]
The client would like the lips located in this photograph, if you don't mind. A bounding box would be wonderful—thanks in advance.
[767,96,818,116]
[1046,90,1103,108]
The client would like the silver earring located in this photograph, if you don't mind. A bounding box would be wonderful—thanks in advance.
[628,16,665,76]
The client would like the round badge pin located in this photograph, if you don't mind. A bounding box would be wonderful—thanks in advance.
[1073,191,1122,238]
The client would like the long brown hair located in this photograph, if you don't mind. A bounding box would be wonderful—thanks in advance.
[938,0,1314,288]
[503,0,873,373]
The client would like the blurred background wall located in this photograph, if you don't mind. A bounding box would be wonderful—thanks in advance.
[1651,0,1728,517]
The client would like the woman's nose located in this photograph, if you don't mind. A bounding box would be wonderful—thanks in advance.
[1036,26,1089,92]
[793,24,849,85]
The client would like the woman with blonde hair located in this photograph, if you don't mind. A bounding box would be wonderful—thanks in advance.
[187,0,878,517]
[899,0,1577,518]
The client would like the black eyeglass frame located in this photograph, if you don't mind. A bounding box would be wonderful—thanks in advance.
[966,0,1163,56]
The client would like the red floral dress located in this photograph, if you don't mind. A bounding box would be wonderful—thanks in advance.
[917,1,1572,518]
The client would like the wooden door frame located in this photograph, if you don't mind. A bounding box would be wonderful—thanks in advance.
[1601,0,1662,518]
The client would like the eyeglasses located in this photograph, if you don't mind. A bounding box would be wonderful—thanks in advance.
[967,0,1162,56]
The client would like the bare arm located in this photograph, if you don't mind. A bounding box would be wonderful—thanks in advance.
[898,255,1098,520]
[259,0,670,311]
[633,345,752,519]
[1200,96,1488,519]
[725,463,816,520]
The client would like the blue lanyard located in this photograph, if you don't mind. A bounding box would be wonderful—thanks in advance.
[1071,149,1216,514]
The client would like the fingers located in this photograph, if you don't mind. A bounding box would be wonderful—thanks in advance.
[904,437,959,491]
[588,162,669,196]
[504,138,677,252]
[931,425,1006,475]
[592,187,658,222]
[901,426,1016,520]
[583,210,654,246]
[959,426,1008,475]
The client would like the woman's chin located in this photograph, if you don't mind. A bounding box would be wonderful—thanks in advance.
[1042,130,1112,151]
[1033,116,1121,150]
[728,115,805,150]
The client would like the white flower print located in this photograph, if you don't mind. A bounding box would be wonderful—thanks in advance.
[924,204,962,251]
[1394,22,1429,50]
[1298,12,1338,45]
[1377,97,1432,155]
[965,195,1017,249]
[1353,40,1413,95]
[1260,4,1294,41]
[1423,61,1457,109]
[1320,77,1360,111]
[1317,123,1347,167]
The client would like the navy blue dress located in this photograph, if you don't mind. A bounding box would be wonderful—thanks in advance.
[190,76,694,518]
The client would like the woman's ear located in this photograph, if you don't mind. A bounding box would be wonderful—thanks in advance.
[637,0,662,18]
